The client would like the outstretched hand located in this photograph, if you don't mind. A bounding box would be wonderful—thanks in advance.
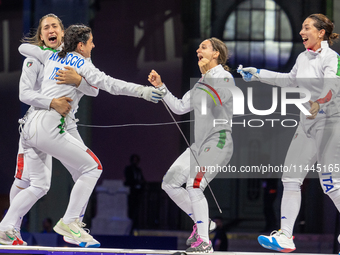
[55,66,82,87]
[137,86,165,103]
[148,70,163,87]
[237,65,260,82]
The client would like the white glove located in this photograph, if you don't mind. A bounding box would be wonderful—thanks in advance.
[136,86,165,103]
[237,65,260,82]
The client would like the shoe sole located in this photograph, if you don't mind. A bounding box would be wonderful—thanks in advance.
[64,236,100,248]
[186,220,216,246]
[258,236,296,253]
[79,242,100,248]
[0,241,25,245]
[186,248,214,253]
[186,250,214,253]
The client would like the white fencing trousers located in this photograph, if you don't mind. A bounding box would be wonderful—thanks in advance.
[20,109,102,222]
[10,117,88,230]
[282,118,340,194]
[162,131,232,243]
[14,115,87,190]
[13,136,51,189]
[162,131,233,191]
[314,117,340,193]
[280,118,340,237]
[21,109,102,187]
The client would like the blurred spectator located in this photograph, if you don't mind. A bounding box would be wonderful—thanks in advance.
[41,217,53,233]
[211,216,228,251]
[261,179,279,232]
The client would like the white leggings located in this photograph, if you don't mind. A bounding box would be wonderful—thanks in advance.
[0,109,102,230]
[280,118,340,236]
[282,119,340,194]
[162,131,233,242]
[13,116,85,194]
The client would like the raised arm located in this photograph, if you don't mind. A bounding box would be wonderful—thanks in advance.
[148,69,192,115]
[18,43,54,64]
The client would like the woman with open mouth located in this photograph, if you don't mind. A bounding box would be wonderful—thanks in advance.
[148,37,236,253]
[238,13,340,253]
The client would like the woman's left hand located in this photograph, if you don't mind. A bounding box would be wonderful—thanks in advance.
[55,66,82,87]
[307,100,320,119]
[198,58,210,74]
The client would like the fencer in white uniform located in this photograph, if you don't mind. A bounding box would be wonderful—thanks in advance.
[238,13,340,253]
[7,14,100,247]
[13,54,101,247]
[15,54,98,206]
[149,37,235,253]
[0,24,164,247]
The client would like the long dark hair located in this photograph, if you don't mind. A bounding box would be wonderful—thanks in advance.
[21,13,64,46]
[58,24,92,58]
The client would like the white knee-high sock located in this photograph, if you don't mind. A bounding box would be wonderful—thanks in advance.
[9,184,23,203]
[66,166,88,223]
[188,188,209,243]
[9,182,27,231]
[62,171,100,224]
[78,200,89,223]
[280,187,301,237]
[162,183,195,222]
[0,188,38,231]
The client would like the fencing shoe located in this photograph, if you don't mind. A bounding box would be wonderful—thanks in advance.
[258,229,296,253]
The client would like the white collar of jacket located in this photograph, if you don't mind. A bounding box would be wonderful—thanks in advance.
[202,64,224,78]
[306,40,329,56]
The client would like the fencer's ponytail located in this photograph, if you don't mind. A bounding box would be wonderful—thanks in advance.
[308,14,339,45]
[208,37,230,71]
